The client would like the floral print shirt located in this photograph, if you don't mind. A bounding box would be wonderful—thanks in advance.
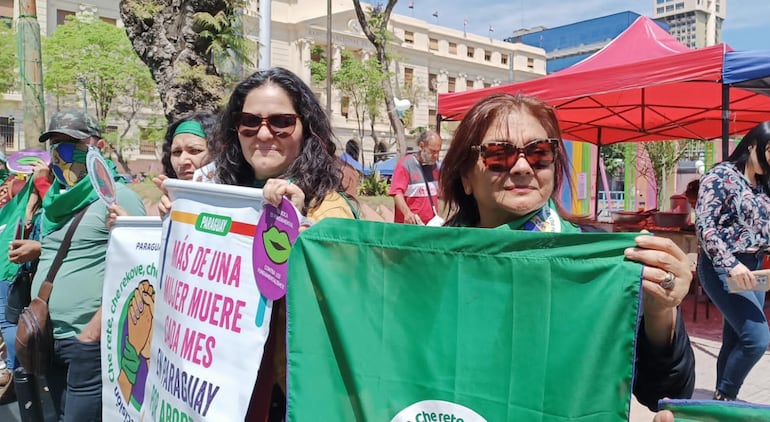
[696,162,770,270]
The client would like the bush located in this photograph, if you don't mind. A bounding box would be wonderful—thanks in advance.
[359,171,390,196]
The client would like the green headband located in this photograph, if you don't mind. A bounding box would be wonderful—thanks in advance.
[173,120,207,139]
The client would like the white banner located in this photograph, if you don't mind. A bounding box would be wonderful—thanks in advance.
[101,216,163,422]
[143,179,276,421]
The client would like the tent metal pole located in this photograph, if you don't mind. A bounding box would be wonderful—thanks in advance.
[722,84,730,159]
[593,129,602,221]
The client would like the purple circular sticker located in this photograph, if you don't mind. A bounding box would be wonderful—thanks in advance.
[253,198,300,300]
[7,149,50,173]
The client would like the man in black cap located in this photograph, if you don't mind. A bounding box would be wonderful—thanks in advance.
[30,110,146,420]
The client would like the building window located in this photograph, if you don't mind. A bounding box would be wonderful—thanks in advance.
[467,47,474,58]
[404,67,414,87]
[0,116,14,151]
[447,77,456,93]
[311,46,326,63]
[340,96,349,118]
[483,82,491,88]
[57,9,75,25]
[675,2,684,9]
[429,73,437,92]
[428,109,436,129]
[527,57,534,70]
[665,5,674,11]
[657,7,664,13]
[139,127,160,155]
[404,30,414,44]
[448,42,457,55]
[429,38,438,51]
[0,0,13,18]
[501,54,508,65]
[466,80,474,90]
[484,50,491,62]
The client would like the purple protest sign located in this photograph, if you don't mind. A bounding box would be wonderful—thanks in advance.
[253,198,300,300]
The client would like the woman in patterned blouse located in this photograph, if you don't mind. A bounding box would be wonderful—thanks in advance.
[695,121,770,401]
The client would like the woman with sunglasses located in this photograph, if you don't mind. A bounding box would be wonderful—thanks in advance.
[695,121,770,402]
[439,93,694,421]
[213,67,356,221]
[205,67,355,421]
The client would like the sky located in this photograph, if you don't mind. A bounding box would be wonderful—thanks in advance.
[391,0,769,51]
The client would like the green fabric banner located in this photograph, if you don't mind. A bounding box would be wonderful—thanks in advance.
[0,179,33,281]
[287,219,643,421]
[660,399,770,421]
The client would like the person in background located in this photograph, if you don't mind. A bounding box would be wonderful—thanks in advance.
[161,111,217,181]
[0,158,52,404]
[34,110,146,420]
[340,139,362,198]
[695,121,770,401]
[439,93,695,422]
[390,130,443,225]
[684,179,700,226]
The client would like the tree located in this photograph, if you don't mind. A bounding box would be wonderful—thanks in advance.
[352,1,407,157]
[120,0,250,122]
[42,14,161,173]
[0,19,17,93]
[333,51,385,142]
[638,140,694,208]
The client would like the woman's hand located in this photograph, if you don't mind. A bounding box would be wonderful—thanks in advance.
[8,239,41,264]
[153,175,173,217]
[652,410,674,422]
[728,262,757,291]
[624,234,692,348]
[263,178,305,212]
[106,203,129,230]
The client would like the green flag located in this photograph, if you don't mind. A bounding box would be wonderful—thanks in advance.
[0,179,33,281]
[287,219,643,421]
[660,399,770,421]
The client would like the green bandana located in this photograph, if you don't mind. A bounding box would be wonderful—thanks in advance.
[41,176,99,235]
[173,120,207,139]
[496,199,581,233]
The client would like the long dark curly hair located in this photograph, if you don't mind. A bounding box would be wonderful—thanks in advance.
[161,111,218,178]
[213,67,342,213]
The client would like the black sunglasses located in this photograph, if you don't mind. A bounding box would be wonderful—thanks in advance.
[471,139,559,172]
[233,112,298,138]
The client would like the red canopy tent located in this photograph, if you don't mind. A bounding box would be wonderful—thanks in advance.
[438,16,770,154]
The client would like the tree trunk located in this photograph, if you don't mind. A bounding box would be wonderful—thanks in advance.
[119,0,225,123]
[352,0,406,157]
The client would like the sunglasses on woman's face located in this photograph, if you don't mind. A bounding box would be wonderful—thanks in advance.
[234,112,298,138]
[471,139,559,172]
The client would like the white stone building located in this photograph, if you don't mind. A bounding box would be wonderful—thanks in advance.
[0,0,546,166]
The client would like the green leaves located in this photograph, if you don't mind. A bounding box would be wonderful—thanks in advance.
[0,19,16,93]
[42,16,157,123]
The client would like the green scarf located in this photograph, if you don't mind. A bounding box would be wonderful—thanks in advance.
[41,175,98,236]
[496,199,581,233]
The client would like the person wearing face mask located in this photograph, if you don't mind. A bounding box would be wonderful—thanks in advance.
[389,130,444,225]
[33,110,146,420]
